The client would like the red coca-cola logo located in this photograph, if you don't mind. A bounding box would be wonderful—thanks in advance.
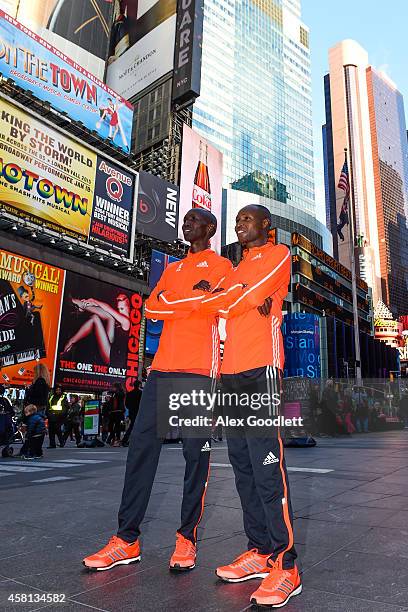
[193,187,211,211]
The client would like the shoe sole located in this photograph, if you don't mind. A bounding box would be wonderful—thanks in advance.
[216,571,269,583]
[169,563,196,572]
[250,583,302,608]
[83,556,141,572]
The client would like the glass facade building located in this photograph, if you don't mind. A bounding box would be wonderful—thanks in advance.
[192,0,315,217]
[366,68,408,317]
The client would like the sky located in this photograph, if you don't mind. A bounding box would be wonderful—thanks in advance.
[302,0,408,224]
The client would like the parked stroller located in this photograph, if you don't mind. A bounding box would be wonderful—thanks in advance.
[0,413,24,458]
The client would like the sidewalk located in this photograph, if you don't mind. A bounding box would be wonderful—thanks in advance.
[1,431,408,611]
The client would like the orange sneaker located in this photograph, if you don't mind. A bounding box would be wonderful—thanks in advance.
[215,549,270,582]
[83,536,141,571]
[169,533,196,571]
[250,563,302,607]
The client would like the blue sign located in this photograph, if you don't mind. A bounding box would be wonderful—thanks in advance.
[146,250,180,355]
[283,313,321,378]
[0,11,133,154]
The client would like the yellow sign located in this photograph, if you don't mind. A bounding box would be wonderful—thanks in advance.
[0,99,95,238]
[375,319,398,328]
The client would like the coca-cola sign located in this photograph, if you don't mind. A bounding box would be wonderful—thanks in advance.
[172,0,204,106]
[178,124,223,252]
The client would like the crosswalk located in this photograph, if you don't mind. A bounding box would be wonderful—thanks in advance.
[0,455,110,484]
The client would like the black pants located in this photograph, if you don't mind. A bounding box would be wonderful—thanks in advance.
[122,414,137,445]
[107,413,123,443]
[117,371,212,544]
[221,366,297,569]
[48,420,64,447]
[28,433,45,457]
[63,422,81,445]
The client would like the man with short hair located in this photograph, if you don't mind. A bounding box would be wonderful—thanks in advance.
[83,209,232,573]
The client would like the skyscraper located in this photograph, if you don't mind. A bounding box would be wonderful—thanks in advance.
[323,39,408,317]
[192,0,315,217]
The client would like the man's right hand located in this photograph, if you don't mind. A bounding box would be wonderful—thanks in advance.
[257,296,272,317]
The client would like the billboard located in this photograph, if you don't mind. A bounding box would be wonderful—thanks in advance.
[172,0,204,105]
[0,0,113,79]
[0,98,136,257]
[145,249,179,355]
[136,171,179,242]
[282,313,321,379]
[0,248,65,387]
[106,0,177,101]
[0,10,133,152]
[178,124,223,252]
[54,271,143,391]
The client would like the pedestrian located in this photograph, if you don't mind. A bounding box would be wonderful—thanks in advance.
[0,385,14,416]
[342,396,355,435]
[83,208,232,573]
[106,383,125,446]
[121,382,142,447]
[63,395,82,446]
[399,392,408,429]
[23,404,46,459]
[191,204,301,607]
[101,394,112,443]
[24,364,50,417]
[320,380,338,436]
[356,399,369,433]
[46,385,69,448]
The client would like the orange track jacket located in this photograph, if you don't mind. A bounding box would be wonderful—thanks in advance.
[145,248,232,376]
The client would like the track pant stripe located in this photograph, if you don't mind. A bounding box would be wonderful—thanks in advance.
[192,463,211,543]
[276,427,294,569]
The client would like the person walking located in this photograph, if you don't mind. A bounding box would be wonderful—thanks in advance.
[46,385,69,448]
[106,383,125,446]
[83,208,232,573]
[63,395,82,446]
[24,364,51,417]
[121,382,142,447]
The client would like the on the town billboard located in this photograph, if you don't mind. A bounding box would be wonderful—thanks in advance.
[0,10,133,153]
[0,97,137,258]
[0,0,113,79]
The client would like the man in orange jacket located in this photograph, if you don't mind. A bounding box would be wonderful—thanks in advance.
[83,208,232,573]
[165,204,300,608]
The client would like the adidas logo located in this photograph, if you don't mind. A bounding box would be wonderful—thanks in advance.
[201,441,211,452]
[251,253,262,260]
[176,263,183,272]
[196,261,209,268]
[263,452,279,465]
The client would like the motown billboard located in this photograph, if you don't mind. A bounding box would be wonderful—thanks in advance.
[0,10,133,153]
[0,97,137,258]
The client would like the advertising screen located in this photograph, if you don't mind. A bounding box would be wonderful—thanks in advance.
[0,98,136,257]
[0,0,113,79]
[145,249,179,355]
[136,171,179,242]
[106,0,177,100]
[54,271,143,391]
[282,313,321,379]
[0,10,133,152]
[178,124,223,252]
[0,248,65,386]
[83,399,100,436]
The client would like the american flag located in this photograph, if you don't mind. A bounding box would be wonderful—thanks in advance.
[337,160,350,241]
[338,161,350,194]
